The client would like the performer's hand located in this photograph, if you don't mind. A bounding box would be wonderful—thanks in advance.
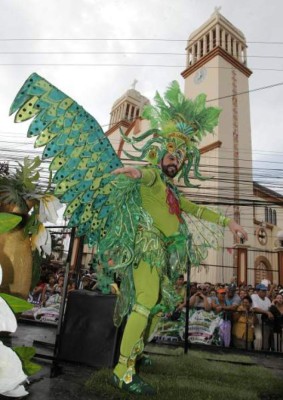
[228,220,248,242]
[112,166,142,179]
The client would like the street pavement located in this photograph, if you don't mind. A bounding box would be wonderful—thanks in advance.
[1,319,283,400]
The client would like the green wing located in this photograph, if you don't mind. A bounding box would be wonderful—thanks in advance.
[9,72,123,246]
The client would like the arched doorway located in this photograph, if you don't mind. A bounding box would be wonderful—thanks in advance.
[254,256,273,285]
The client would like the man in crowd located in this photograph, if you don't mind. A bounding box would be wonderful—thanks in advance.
[251,283,274,350]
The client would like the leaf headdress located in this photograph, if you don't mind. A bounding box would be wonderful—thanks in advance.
[121,80,221,187]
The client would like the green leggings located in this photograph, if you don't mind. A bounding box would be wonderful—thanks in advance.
[114,259,161,379]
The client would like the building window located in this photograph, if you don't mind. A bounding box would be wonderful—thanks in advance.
[254,256,272,285]
[231,38,234,55]
[125,104,130,120]
[206,34,210,53]
[225,33,229,51]
[272,209,277,225]
[188,49,193,65]
[212,29,216,48]
[200,39,203,57]
[264,206,277,225]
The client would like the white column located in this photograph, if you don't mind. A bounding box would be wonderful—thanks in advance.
[221,29,226,49]
[197,40,201,60]
[243,47,247,65]
[227,34,232,54]
[191,45,196,65]
[188,48,193,65]
[237,43,241,61]
[233,40,237,58]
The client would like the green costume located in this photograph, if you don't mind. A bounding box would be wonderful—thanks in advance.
[110,165,230,392]
[10,75,228,395]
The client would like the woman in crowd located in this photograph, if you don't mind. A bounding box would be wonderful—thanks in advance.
[232,295,257,350]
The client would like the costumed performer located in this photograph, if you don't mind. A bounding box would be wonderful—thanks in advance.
[9,75,248,397]
[105,83,248,395]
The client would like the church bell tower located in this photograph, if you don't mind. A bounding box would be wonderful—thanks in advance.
[182,9,254,280]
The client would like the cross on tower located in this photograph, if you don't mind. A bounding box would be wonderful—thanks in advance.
[131,79,138,90]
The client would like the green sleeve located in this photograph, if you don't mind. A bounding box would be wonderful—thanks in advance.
[139,167,158,187]
[180,195,230,227]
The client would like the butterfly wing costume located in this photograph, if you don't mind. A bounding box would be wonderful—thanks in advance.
[10,74,230,393]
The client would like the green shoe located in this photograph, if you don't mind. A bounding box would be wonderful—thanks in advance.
[111,373,156,396]
[136,355,152,372]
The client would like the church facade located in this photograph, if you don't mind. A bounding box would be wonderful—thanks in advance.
[105,10,283,287]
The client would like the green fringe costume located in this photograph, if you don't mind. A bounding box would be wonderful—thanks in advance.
[100,166,229,394]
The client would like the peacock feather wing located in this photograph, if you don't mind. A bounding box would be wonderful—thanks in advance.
[9,72,123,245]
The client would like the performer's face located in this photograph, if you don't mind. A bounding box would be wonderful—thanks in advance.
[161,153,181,178]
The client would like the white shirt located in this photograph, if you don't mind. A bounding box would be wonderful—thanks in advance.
[251,293,271,322]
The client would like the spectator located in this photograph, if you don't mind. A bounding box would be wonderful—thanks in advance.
[211,288,227,314]
[67,279,77,294]
[190,284,211,311]
[208,288,217,303]
[41,274,57,306]
[211,288,232,347]
[225,284,241,311]
[232,295,257,350]
[251,284,274,350]
[174,274,186,311]
[268,293,283,352]
[28,280,45,305]
[239,289,247,300]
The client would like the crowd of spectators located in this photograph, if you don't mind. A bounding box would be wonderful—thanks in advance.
[23,263,77,323]
[165,276,283,352]
[23,261,283,352]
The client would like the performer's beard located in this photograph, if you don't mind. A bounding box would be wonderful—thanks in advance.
[161,161,178,178]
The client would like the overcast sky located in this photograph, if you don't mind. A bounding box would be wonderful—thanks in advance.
[0,0,282,192]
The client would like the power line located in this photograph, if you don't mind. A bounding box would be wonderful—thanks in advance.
[1,51,283,59]
[1,38,283,45]
[1,63,283,72]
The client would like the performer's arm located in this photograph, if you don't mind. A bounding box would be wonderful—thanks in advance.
[180,196,248,241]
[112,166,157,186]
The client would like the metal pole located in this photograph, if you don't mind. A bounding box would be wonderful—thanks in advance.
[51,227,76,377]
[184,237,192,354]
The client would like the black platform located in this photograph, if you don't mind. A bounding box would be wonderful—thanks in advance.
[57,290,122,368]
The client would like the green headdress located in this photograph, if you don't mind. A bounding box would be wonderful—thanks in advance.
[120,80,221,187]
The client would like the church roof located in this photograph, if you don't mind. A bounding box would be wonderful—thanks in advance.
[188,8,246,43]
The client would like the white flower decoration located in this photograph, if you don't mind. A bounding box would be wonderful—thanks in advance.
[38,194,62,224]
[0,265,17,332]
[31,223,52,255]
[0,341,28,397]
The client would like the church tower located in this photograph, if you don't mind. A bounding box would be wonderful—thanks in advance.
[181,9,254,282]
[109,80,149,128]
